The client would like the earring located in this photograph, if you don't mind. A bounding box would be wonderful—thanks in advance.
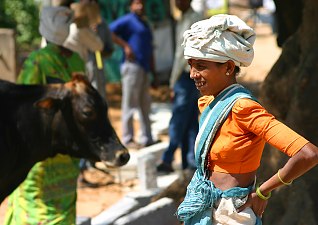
[226,71,230,76]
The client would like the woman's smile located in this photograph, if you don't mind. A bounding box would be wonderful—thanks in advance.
[194,79,206,90]
[188,59,237,96]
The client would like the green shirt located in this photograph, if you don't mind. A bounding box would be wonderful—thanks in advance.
[4,43,85,225]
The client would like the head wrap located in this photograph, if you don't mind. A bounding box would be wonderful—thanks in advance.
[70,2,102,28]
[39,6,73,46]
[182,14,256,67]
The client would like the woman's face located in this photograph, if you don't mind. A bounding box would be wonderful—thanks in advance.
[188,59,234,96]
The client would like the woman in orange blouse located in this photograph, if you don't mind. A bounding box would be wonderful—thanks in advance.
[176,14,318,225]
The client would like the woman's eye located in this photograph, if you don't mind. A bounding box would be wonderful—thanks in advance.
[194,66,204,71]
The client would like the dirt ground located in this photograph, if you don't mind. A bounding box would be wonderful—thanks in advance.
[0,8,281,223]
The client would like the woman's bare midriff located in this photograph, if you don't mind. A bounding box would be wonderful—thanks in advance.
[209,170,257,191]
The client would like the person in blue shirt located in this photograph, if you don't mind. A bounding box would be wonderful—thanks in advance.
[110,0,156,149]
[157,0,203,173]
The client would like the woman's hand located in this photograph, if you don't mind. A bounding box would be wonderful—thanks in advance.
[237,192,268,217]
[124,45,135,61]
[170,89,175,102]
[111,33,135,61]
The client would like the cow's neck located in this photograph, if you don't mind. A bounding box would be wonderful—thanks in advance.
[57,98,90,156]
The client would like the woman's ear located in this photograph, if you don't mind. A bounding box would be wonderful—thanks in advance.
[225,60,236,75]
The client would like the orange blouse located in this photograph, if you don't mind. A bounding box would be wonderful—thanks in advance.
[198,96,309,174]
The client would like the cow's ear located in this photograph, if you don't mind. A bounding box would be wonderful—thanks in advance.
[34,97,61,113]
[71,72,88,81]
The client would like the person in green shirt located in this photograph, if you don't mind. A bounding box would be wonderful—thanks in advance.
[4,6,86,225]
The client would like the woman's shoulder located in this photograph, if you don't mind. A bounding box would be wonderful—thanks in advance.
[30,44,60,59]
[26,47,48,58]
[232,98,265,114]
[21,47,55,68]
[198,95,266,115]
[198,95,214,112]
[114,13,134,24]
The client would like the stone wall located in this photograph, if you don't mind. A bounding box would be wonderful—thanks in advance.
[0,29,17,82]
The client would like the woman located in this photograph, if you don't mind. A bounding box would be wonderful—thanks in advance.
[4,6,85,225]
[176,14,318,225]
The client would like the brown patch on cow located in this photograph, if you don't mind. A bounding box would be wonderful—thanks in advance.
[64,81,74,90]
[74,81,87,94]
[71,72,89,84]
[64,74,89,94]
[35,98,55,110]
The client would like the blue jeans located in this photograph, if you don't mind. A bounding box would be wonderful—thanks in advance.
[162,71,199,169]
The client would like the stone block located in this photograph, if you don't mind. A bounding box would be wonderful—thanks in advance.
[91,196,140,225]
[114,197,179,225]
[76,216,91,225]
[137,153,158,190]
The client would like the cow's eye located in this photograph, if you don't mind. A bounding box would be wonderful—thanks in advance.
[82,107,94,118]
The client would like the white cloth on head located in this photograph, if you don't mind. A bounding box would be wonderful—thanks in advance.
[182,14,256,67]
[63,23,104,61]
[39,6,73,46]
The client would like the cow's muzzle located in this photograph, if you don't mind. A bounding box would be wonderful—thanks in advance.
[116,149,130,166]
[103,149,130,168]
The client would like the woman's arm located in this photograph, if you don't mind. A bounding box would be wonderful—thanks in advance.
[258,142,318,193]
[239,143,318,216]
[111,33,134,61]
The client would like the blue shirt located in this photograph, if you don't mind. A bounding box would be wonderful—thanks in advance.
[110,13,153,72]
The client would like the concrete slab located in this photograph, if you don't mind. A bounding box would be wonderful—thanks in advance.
[113,198,179,225]
[126,190,161,206]
[150,102,172,137]
[76,216,91,225]
[91,196,140,225]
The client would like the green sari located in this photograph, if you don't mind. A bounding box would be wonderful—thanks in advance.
[4,43,85,225]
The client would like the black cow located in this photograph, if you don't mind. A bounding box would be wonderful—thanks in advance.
[0,74,129,203]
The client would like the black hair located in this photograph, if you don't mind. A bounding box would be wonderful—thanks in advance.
[129,0,143,6]
[217,62,241,76]
[63,0,75,7]
[234,66,241,76]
